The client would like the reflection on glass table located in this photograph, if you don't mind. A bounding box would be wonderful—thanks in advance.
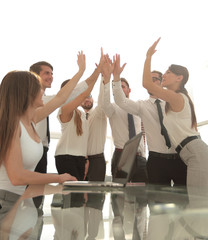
[1,184,208,239]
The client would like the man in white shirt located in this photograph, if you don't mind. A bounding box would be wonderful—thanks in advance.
[113,70,187,186]
[30,60,88,174]
[81,80,107,181]
[101,74,148,182]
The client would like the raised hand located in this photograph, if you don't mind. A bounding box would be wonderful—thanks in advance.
[102,54,114,84]
[77,50,86,73]
[112,54,126,81]
[146,37,161,58]
[96,47,106,71]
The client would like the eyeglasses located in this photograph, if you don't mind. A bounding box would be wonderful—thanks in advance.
[152,77,162,82]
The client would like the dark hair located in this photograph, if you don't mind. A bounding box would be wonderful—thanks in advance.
[166,64,197,128]
[29,61,53,75]
[120,78,129,88]
[152,70,163,82]
[0,71,41,165]
[61,79,70,89]
[60,79,83,136]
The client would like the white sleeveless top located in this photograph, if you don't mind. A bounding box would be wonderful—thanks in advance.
[55,109,89,157]
[0,122,43,195]
[163,93,199,148]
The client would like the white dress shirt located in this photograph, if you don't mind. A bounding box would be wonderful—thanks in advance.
[101,82,145,157]
[113,80,177,154]
[35,80,88,147]
[87,80,107,155]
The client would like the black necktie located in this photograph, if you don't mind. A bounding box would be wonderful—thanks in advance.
[128,113,136,139]
[86,112,89,120]
[46,116,50,144]
[155,99,171,148]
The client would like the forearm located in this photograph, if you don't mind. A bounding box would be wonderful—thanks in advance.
[97,76,105,106]
[10,169,61,186]
[100,82,115,117]
[85,66,101,86]
[113,81,139,115]
[61,82,98,116]
[34,70,85,123]
[142,57,152,89]
[56,69,84,101]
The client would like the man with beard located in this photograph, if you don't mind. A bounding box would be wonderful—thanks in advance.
[81,80,107,181]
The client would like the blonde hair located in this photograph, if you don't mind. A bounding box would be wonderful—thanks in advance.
[0,71,41,165]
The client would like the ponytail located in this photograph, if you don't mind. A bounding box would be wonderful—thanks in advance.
[165,64,197,129]
[74,109,83,136]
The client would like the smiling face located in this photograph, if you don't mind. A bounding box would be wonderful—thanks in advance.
[38,65,53,90]
[81,95,94,110]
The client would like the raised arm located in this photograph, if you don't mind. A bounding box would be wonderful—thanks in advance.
[34,51,86,123]
[112,54,126,82]
[143,38,183,111]
[59,49,105,121]
[100,55,116,117]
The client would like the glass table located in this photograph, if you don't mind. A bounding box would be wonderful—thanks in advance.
[0,183,208,239]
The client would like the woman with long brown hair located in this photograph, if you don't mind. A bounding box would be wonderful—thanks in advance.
[142,38,208,188]
[0,49,105,195]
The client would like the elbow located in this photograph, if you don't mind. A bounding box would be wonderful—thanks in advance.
[10,178,22,186]
[10,175,26,186]
[143,81,152,92]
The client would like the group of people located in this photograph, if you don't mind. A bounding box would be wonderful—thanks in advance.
[0,38,208,199]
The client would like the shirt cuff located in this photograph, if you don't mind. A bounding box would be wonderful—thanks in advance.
[112,80,121,88]
[104,81,110,90]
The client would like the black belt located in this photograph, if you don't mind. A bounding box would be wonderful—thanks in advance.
[149,151,178,160]
[88,153,104,159]
[175,136,199,154]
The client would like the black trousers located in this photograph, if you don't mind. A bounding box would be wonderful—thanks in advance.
[35,146,48,174]
[55,154,85,181]
[147,151,187,186]
[87,153,106,181]
[111,149,148,183]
